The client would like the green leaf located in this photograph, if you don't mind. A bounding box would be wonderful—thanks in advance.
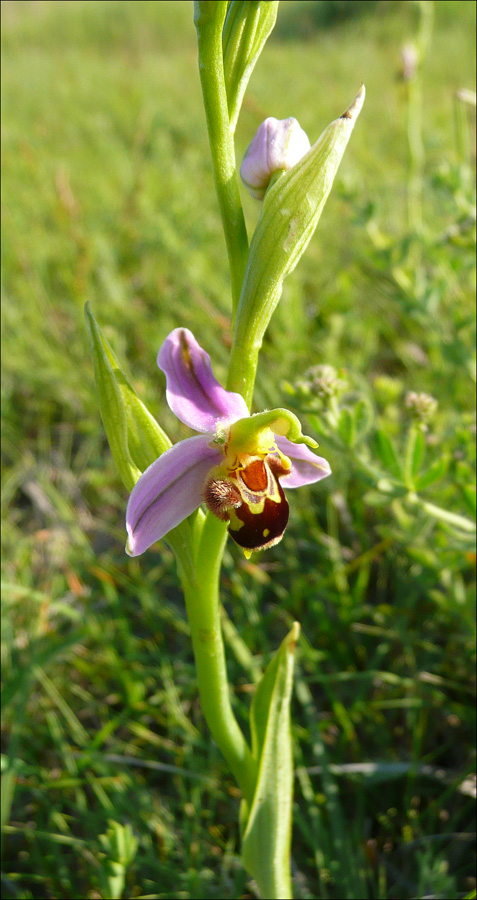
[241,623,299,899]
[223,1,279,133]
[372,429,403,480]
[337,407,355,448]
[85,305,198,574]
[98,820,138,900]
[353,398,373,439]
[2,631,83,711]
[415,455,449,491]
[229,86,365,400]
[407,495,476,535]
[362,489,390,508]
[1,757,19,835]
[460,483,477,518]
[85,303,171,491]
[307,413,333,441]
[404,425,426,487]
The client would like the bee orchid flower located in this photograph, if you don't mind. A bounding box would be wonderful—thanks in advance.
[126,328,331,557]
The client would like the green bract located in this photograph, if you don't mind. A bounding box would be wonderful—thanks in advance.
[223,0,279,133]
[241,623,299,898]
[85,305,198,578]
[227,86,365,404]
[194,0,249,316]
[85,303,172,492]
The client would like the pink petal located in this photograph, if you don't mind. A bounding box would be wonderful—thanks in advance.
[157,328,249,433]
[275,436,331,488]
[241,117,311,200]
[126,435,223,556]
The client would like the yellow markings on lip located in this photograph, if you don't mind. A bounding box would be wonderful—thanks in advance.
[263,528,270,537]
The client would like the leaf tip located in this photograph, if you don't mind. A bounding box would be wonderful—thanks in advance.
[340,83,365,120]
[288,620,300,652]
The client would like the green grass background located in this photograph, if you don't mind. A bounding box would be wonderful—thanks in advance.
[1,1,476,898]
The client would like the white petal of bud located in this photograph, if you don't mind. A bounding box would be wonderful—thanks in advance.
[240,117,311,200]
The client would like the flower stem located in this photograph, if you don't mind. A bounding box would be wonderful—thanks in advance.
[406,493,476,533]
[195,5,249,316]
[179,512,257,802]
[226,337,260,409]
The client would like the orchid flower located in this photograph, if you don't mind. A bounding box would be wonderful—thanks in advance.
[126,328,331,558]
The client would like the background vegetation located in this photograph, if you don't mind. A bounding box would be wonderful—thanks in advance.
[2,1,475,898]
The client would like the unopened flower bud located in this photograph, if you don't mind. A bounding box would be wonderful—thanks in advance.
[240,117,311,200]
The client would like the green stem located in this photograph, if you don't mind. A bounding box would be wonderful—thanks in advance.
[226,284,281,405]
[406,494,476,533]
[179,512,257,802]
[195,7,249,315]
[405,1,433,298]
[407,72,424,236]
[226,337,260,408]
[406,1,433,235]
[174,0,257,813]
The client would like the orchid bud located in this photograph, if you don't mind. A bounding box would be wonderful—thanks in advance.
[240,117,311,200]
[228,86,365,404]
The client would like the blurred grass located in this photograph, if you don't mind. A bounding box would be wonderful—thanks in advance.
[1,1,476,898]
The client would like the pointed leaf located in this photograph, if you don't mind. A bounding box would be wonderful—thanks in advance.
[223,1,279,132]
[404,425,426,487]
[372,428,403,481]
[85,305,198,572]
[85,303,171,491]
[354,399,373,439]
[337,407,355,448]
[307,412,333,442]
[415,455,449,491]
[460,483,477,518]
[241,623,299,899]
[98,820,138,900]
[229,87,365,399]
